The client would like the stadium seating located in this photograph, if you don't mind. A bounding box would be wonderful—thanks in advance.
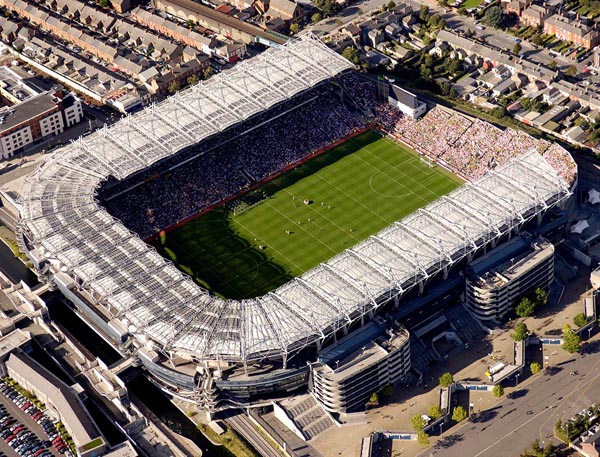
[284,395,334,440]
[338,74,576,185]
[101,88,363,239]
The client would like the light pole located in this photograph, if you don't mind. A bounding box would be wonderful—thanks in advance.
[479,397,482,413]
[410,401,416,417]
[515,372,520,387]
[551,350,558,366]
[439,422,443,436]
[589,327,592,340]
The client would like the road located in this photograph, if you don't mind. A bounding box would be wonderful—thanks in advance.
[418,341,600,457]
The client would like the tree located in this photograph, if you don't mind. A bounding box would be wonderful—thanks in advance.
[562,324,581,354]
[493,384,504,398]
[187,75,199,86]
[98,0,109,7]
[490,106,506,119]
[185,19,196,29]
[574,313,588,328]
[439,372,454,388]
[532,34,543,46]
[381,384,394,399]
[419,5,430,22]
[438,0,448,7]
[417,430,430,446]
[534,288,548,308]
[311,12,322,23]
[369,392,379,404]
[565,65,578,77]
[483,5,504,29]
[412,414,427,431]
[203,66,213,80]
[530,362,542,375]
[548,60,557,69]
[289,23,300,34]
[388,0,396,9]
[452,405,467,422]
[513,43,522,55]
[511,322,529,341]
[420,64,433,80]
[429,405,444,420]
[429,13,445,30]
[438,80,453,96]
[342,46,360,65]
[515,297,536,317]
[317,0,341,15]
[520,439,554,457]
[168,81,180,94]
[447,58,461,74]
[457,7,467,15]
[335,18,342,26]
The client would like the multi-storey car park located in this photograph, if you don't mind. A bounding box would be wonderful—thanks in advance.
[17,34,577,417]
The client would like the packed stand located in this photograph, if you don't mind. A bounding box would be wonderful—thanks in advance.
[102,88,363,238]
[339,73,575,185]
[543,143,577,185]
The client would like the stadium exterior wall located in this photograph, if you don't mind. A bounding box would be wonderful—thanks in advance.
[16,36,577,412]
[310,322,411,413]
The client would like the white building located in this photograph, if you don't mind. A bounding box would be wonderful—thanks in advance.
[387,84,427,119]
[0,91,83,160]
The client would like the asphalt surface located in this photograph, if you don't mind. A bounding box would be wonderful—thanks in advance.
[419,340,600,457]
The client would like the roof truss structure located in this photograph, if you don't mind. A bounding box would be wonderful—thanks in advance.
[18,35,574,364]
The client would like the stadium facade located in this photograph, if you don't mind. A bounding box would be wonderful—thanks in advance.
[17,34,576,415]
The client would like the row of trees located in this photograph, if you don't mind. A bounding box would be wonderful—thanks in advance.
[520,439,554,457]
[512,320,581,354]
[515,288,548,317]
[312,0,341,16]
[562,324,582,353]
[167,67,214,94]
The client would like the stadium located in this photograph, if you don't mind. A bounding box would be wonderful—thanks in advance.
[18,33,577,419]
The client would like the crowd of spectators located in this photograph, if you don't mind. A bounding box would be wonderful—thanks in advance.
[102,87,363,238]
[389,107,576,183]
[339,74,575,185]
[542,143,577,185]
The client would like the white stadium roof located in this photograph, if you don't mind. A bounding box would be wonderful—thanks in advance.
[20,35,573,364]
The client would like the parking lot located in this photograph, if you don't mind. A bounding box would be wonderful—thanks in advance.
[0,380,71,457]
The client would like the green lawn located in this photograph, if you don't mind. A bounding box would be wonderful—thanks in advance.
[151,130,462,299]
[461,0,483,9]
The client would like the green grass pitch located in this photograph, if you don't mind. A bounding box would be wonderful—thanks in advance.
[151,130,463,299]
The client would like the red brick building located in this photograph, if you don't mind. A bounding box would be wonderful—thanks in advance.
[543,14,600,49]
[521,4,551,27]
